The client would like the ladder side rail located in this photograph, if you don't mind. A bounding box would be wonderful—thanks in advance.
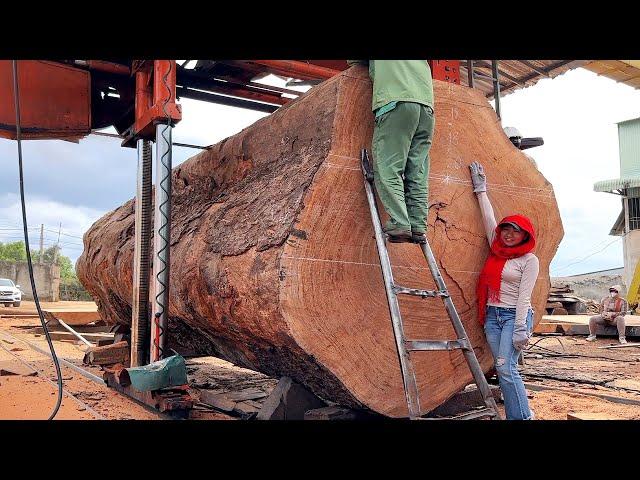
[361,149,422,418]
[419,240,502,418]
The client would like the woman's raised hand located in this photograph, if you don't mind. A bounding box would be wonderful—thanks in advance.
[469,161,487,193]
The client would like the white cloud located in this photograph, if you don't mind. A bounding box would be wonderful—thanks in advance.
[499,68,640,276]
[0,193,106,264]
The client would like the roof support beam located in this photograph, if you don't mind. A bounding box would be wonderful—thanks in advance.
[176,87,279,113]
[498,60,576,95]
[518,60,551,78]
[474,60,525,86]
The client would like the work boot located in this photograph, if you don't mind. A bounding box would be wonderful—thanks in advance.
[384,227,412,243]
[411,231,427,244]
[619,336,627,345]
[586,334,597,342]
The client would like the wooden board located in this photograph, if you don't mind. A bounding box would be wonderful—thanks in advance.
[76,66,563,417]
[567,412,620,420]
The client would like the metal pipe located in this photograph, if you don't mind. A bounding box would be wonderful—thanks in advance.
[177,67,298,101]
[73,60,131,76]
[467,60,475,88]
[91,131,208,150]
[151,122,172,362]
[248,60,340,81]
[492,60,501,121]
[57,319,93,347]
[177,87,279,113]
[131,139,153,367]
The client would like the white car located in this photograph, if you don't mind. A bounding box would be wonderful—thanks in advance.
[0,278,22,307]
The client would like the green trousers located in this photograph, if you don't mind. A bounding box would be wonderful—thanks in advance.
[372,102,435,234]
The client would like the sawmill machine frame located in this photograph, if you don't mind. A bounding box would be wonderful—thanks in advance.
[0,59,512,370]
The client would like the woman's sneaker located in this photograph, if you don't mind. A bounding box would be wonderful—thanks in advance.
[586,335,597,341]
[619,336,627,344]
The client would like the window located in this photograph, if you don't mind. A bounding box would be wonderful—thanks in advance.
[628,197,640,231]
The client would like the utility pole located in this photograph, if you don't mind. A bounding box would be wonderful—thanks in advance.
[39,224,44,264]
[53,222,61,265]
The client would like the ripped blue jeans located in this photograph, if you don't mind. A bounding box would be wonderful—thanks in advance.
[484,306,534,420]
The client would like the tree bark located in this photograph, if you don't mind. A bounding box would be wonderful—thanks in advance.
[77,66,564,417]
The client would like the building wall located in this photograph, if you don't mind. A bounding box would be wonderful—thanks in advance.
[623,230,640,290]
[619,118,640,177]
[0,261,60,301]
[553,267,625,301]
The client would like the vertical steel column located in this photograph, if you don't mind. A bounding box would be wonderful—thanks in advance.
[131,139,153,367]
[492,60,501,122]
[467,60,475,88]
[151,123,172,362]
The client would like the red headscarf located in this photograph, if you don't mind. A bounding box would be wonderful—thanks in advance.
[476,214,536,325]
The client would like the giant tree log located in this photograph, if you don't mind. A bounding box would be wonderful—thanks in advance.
[77,66,564,417]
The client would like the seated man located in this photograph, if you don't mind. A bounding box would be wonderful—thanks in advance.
[586,285,628,344]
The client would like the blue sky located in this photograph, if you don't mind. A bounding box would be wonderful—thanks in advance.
[1,67,639,277]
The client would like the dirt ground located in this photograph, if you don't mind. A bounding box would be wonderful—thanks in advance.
[2,302,640,420]
[0,308,162,420]
[520,335,640,419]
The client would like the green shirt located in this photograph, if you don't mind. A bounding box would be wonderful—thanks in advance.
[348,60,433,112]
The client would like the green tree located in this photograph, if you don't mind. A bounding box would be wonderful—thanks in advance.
[0,241,27,262]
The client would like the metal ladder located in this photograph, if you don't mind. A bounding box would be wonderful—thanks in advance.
[360,149,501,420]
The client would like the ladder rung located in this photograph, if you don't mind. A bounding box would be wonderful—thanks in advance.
[393,285,449,298]
[405,339,471,351]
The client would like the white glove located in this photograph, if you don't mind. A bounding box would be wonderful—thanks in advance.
[469,161,487,193]
[513,322,530,351]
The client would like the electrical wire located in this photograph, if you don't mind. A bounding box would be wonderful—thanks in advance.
[12,60,63,420]
[527,342,635,363]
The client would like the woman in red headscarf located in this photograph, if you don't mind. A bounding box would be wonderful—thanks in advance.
[469,161,539,420]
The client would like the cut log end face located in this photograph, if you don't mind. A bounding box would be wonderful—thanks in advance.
[77,67,563,417]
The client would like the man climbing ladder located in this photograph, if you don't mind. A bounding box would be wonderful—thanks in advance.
[348,60,435,243]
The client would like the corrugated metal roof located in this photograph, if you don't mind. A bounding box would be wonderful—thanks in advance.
[459,60,588,99]
[582,60,640,89]
[459,60,640,99]
[594,177,640,193]
[618,118,640,178]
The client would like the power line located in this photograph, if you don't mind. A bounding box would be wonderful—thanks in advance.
[553,238,622,273]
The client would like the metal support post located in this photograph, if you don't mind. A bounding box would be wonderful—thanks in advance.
[131,139,153,366]
[151,123,172,362]
[492,60,501,122]
[467,60,475,88]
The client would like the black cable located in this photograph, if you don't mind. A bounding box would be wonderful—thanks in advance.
[527,343,633,363]
[12,60,64,420]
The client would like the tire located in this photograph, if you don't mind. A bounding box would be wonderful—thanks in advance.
[13,302,20,307]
